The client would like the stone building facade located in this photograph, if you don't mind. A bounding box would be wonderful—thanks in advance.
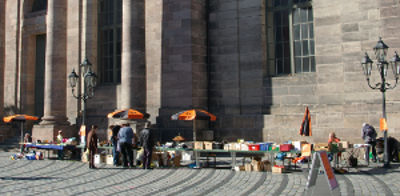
[1,0,400,144]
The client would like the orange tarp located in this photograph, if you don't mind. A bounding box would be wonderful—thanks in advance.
[3,114,39,123]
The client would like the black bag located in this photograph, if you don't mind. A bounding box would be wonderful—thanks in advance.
[348,155,358,167]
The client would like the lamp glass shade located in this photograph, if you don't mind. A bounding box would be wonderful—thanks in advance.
[80,57,92,74]
[380,62,389,77]
[374,38,389,62]
[391,52,400,79]
[361,53,373,78]
[68,69,79,88]
[84,68,97,89]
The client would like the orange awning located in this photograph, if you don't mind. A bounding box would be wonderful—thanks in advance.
[107,109,144,120]
[171,109,216,121]
[3,114,39,123]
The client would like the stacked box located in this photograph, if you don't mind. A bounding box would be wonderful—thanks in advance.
[204,141,213,150]
[272,165,285,173]
[194,141,204,149]
[292,141,308,151]
[314,143,329,151]
[241,143,249,151]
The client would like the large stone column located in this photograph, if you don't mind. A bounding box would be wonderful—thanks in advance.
[0,0,7,142]
[0,0,5,119]
[3,0,20,114]
[121,0,146,110]
[41,0,67,125]
[145,0,163,123]
[33,0,72,142]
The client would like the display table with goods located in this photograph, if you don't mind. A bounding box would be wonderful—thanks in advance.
[155,145,300,170]
[23,143,77,159]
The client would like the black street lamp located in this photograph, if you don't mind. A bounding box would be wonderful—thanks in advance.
[68,57,97,125]
[361,37,400,168]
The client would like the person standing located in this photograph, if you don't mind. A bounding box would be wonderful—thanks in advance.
[20,133,32,153]
[87,125,98,169]
[139,122,154,169]
[56,130,63,144]
[118,123,135,168]
[109,125,121,166]
[362,123,378,163]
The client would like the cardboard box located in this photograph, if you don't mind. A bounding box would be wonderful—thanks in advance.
[293,141,308,151]
[194,141,204,150]
[251,160,261,171]
[339,141,350,149]
[245,163,252,172]
[224,144,230,151]
[204,141,213,150]
[272,165,285,173]
[241,143,249,151]
[260,160,272,172]
[314,143,329,151]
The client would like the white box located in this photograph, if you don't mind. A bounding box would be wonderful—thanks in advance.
[106,155,113,165]
[94,154,101,165]
[182,151,192,161]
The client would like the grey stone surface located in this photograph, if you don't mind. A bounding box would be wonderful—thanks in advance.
[1,151,400,195]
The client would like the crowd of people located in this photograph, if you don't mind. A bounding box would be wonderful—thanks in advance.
[84,121,154,170]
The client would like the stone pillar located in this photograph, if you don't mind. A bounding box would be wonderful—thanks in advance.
[145,0,163,123]
[0,0,5,119]
[32,0,72,143]
[158,0,208,141]
[121,0,146,110]
[3,0,20,114]
[0,0,7,143]
[66,0,81,124]
[41,0,67,125]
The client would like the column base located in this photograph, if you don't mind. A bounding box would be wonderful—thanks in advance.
[32,124,76,143]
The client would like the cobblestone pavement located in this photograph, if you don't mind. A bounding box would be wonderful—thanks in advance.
[0,151,399,196]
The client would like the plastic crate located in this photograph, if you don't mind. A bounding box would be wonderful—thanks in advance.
[279,144,293,152]
[248,144,260,151]
[259,143,273,151]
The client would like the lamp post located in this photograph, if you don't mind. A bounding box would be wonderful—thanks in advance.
[361,37,400,168]
[68,57,97,125]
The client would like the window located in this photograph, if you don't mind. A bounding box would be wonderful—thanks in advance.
[98,0,122,84]
[267,0,315,75]
[31,0,47,12]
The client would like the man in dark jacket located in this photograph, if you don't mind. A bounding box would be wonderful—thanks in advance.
[362,123,377,163]
[139,122,154,169]
[87,125,98,169]
[110,125,121,166]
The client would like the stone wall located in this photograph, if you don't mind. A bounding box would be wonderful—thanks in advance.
[157,0,209,142]
[208,0,265,141]
[261,0,400,143]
